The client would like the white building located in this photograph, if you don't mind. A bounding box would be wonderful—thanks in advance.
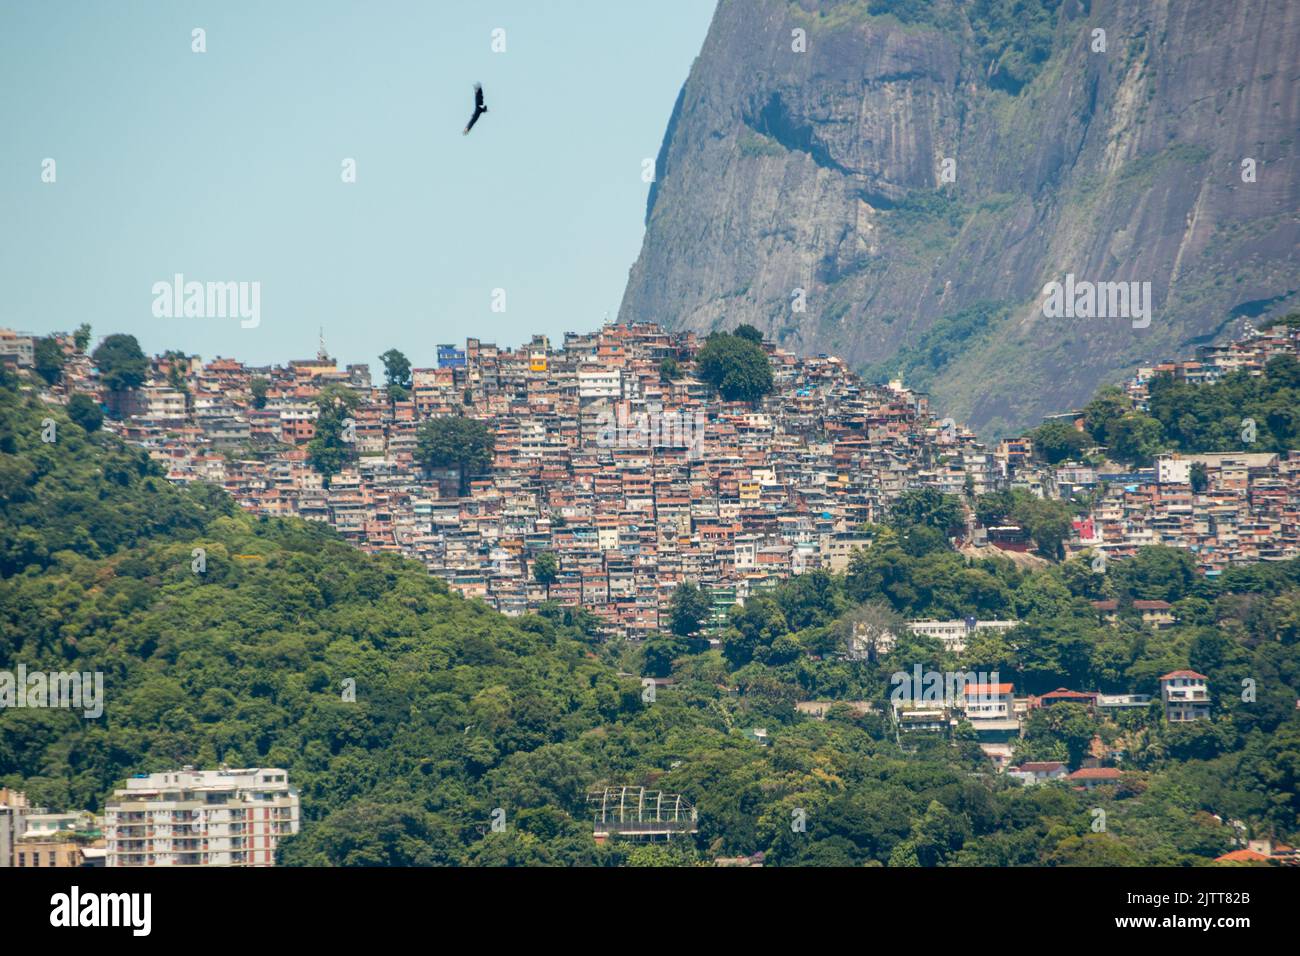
[1159,670,1210,722]
[957,682,1015,722]
[956,682,1021,768]
[892,705,949,734]
[0,788,30,867]
[906,618,1019,654]
[0,329,35,368]
[577,366,622,400]
[1157,455,1191,485]
[131,385,188,422]
[105,767,299,867]
[1097,693,1153,711]
[823,533,872,572]
[1007,761,1069,785]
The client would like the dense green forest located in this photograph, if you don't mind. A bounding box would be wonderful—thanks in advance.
[2,370,1298,865]
[1145,355,1300,455]
[1029,351,1300,465]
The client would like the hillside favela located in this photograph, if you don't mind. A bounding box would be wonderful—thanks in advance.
[2,0,1298,935]
[4,312,1300,869]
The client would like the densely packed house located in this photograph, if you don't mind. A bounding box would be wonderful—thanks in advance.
[10,320,1298,635]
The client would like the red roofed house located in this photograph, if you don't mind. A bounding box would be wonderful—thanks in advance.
[1214,848,1270,864]
[956,683,1019,770]
[1033,688,1099,711]
[1226,839,1298,864]
[958,683,1015,721]
[1092,599,1120,625]
[1159,670,1210,722]
[1133,599,1176,629]
[1068,767,1125,790]
[1092,599,1176,629]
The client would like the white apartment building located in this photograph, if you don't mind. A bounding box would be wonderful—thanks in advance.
[0,329,35,368]
[134,385,188,422]
[0,788,31,867]
[1159,670,1210,722]
[892,705,949,734]
[957,682,1021,769]
[1157,456,1191,485]
[822,533,873,573]
[105,767,299,867]
[906,618,1019,654]
[577,366,622,400]
[957,682,1015,722]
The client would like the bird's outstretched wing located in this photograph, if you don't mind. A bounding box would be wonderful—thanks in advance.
[463,110,481,135]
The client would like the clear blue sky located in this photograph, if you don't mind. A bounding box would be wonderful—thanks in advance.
[0,1,715,368]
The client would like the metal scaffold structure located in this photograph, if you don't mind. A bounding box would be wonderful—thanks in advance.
[587,786,698,842]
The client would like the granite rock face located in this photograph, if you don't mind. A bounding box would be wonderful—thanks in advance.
[619,0,1300,434]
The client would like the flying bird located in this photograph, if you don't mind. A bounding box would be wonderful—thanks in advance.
[463,83,487,135]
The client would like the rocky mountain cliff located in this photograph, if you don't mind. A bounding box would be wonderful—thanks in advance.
[619,0,1300,435]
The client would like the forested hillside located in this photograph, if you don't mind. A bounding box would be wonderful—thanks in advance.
[2,369,1298,864]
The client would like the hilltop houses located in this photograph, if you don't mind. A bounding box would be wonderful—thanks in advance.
[1055,323,1300,574]
[42,322,1037,639]
[13,316,1298,640]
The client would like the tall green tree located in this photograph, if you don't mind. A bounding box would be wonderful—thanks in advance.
[250,377,269,409]
[890,488,964,537]
[415,416,494,495]
[642,633,689,678]
[91,334,148,394]
[1107,412,1165,466]
[66,393,102,433]
[307,384,359,482]
[975,490,1015,526]
[1032,420,1089,463]
[1011,491,1075,559]
[379,349,412,392]
[696,334,773,403]
[1015,703,1098,768]
[533,551,559,598]
[33,337,65,385]
[668,581,710,637]
[1083,385,1130,445]
[722,593,788,667]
